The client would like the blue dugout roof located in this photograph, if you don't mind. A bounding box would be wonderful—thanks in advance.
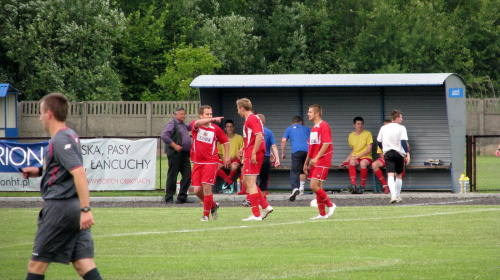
[190,73,464,88]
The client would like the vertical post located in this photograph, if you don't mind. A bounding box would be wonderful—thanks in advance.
[82,102,88,137]
[472,136,476,192]
[146,102,152,136]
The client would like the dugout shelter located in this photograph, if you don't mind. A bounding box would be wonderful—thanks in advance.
[0,83,19,138]
[190,73,466,192]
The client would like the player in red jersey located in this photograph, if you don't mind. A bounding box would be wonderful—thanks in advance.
[236,98,273,221]
[191,105,230,221]
[303,105,337,219]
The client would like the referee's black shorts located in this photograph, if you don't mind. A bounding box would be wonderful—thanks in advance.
[31,197,95,264]
[384,150,405,174]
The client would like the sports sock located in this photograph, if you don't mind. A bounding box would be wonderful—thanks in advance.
[316,188,333,208]
[360,168,368,187]
[249,193,261,217]
[217,169,233,185]
[83,268,103,280]
[26,273,45,280]
[203,194,213,218]
[315,192,326,216]
[257,187,269,209]
[395,178,402,197]
[388,175,396,196]
[228,170,237,181]
[349,165,357,185]
[374,169,388,186]
[299,181,305,190]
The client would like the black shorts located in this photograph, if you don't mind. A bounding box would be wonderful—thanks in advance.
[384,150,405,174]
[31,198,95,264]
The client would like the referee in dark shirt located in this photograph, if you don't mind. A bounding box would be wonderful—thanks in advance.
[21,93,102,280]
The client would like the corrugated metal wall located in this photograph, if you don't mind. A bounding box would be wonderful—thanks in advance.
[200,86,453,191]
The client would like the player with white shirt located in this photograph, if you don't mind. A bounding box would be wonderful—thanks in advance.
[376,110,410,203]
[191,105,230,221]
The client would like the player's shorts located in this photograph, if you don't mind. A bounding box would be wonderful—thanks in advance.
[191,163,218,186]
[242,150,265,175]
[31,198,94,265]
[358,157,373,165]
[384,150,405,174]
[308,165,330,181]
[375,157,386,166]
[218,158,241,166]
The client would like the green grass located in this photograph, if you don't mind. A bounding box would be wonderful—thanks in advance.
[1,205,499,279]
[475,155,499,191]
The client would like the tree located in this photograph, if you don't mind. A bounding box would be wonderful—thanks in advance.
[0,0,125,101]
[144,44,221,101]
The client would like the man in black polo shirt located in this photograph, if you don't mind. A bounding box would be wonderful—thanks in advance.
[21,93,102,280]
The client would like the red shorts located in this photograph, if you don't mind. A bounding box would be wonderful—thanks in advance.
[308,165,330,181]
[242,150,264,176]
[375,157,385,166]
[218,158,242,166]
[357,157,373,165]
[191,163,218,186]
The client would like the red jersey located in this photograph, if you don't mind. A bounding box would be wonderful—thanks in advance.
[308,120,333,167]
[243,113,265,153]
[191,120,229,164]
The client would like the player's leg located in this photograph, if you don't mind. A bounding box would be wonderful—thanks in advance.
[26,261,50,279]
[309,166,335,219]
[72,258,102,279]
[348,158,359,190]
[357,158,372,193]
[372,159,388,193]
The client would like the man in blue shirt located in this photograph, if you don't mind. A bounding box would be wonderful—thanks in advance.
[257,114,281,195]
[281,116,310,201]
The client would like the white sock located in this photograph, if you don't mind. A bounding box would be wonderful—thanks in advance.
[299,181,305,191]
[388,175,396,197]
[395,178,402,197]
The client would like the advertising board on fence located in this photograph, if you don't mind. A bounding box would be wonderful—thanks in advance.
[0,138,157,191]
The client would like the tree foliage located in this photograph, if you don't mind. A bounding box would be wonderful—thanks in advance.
[0,0,126,101]
[0,0,498,100]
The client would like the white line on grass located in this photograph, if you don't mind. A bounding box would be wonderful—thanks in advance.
[95,208,500,238]
[402,199,477,206]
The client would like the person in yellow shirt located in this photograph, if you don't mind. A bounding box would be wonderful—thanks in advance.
[342,117,373,194]
[217,120,244,191]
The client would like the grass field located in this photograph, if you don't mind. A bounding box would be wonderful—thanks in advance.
[1,205,499,279]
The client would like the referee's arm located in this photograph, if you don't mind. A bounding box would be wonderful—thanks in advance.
[71,166,95,230]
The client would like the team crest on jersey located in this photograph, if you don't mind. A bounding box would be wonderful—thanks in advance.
[64,144,72,149]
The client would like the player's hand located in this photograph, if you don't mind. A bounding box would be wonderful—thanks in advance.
[310,157,318,166]
[303,164,309,175]
[19,167,40,179]
[80,211,94,230]
[237,149,244,159]
[212,116,224,123]
[274,160,281,167]
[281,154,286,160]
[223,157,231,168]
[251,153,257,164]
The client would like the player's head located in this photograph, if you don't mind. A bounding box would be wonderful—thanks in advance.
[236,98,252,116]
[307,104,322,121]
[224,119,235,134]
[41,92,69,122]
[292,116,303,124]
[174,106,186,122]
[353,116,364,131]
[257,114,266,125]
[198,105,212,119]
[391,110,403,123]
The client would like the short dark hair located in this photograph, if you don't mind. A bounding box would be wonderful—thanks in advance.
[309,104,322,117]
[292,116,302,124]
[390,110,402,121]
[174,106,185,114]
[353,116,364,124]
[225,119,234,126]
[41,92,69,122]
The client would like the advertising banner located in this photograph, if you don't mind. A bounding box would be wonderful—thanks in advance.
[0,138,157,191]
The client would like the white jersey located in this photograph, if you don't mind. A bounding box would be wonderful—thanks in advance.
[376,122,408,157]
